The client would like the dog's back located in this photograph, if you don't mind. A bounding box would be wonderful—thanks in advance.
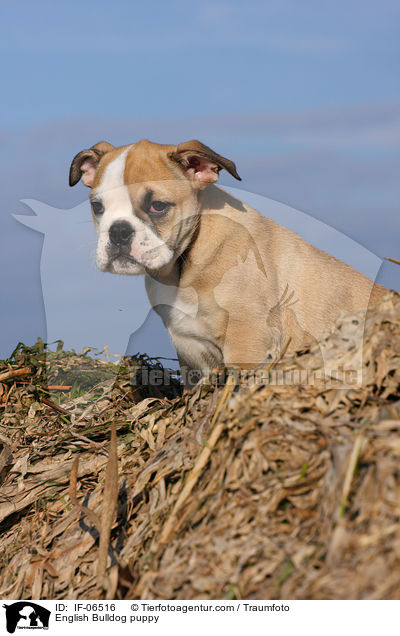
[198,185,386,359]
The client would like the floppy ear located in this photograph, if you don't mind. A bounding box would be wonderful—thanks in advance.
[69,141,115,187]
[168,140,241,189]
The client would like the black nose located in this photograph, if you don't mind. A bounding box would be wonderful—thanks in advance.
[109,221,135,247]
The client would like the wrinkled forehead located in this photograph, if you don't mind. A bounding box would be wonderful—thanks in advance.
[93,141,180,194]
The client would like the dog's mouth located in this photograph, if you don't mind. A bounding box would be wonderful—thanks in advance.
[102,250,143,273]
[106,241,140,264]
[110,253,139,265]
[101,239,174,274]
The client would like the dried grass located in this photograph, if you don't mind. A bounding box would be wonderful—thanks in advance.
[1,293,400,600]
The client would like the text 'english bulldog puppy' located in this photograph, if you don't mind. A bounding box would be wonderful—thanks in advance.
[69,139,386,387]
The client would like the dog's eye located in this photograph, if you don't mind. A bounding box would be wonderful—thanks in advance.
[91,200,104,216]
[149,200,169,216]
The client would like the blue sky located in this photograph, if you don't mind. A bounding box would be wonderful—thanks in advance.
[0,0,399,358]
[1,0,399,123]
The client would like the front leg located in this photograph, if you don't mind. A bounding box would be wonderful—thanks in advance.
[174,335,223,390]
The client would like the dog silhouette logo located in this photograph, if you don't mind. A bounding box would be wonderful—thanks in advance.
[3,602,50,633]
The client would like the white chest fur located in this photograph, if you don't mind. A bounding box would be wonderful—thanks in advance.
[145,275,222,374]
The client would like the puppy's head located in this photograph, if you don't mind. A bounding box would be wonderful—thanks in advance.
[69,139,241,276]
